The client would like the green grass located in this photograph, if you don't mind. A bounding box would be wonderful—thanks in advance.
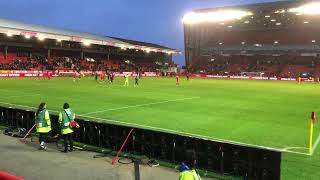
[0,76,319,179]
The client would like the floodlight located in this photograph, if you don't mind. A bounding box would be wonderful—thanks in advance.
[6,32,13,37]
[275,9,286,13]
[83,40,91,46]
[289,2,320,15]
[25,34,31,39]
[144,48,151,53]
[182,10,252,24]
[38,36,45,41]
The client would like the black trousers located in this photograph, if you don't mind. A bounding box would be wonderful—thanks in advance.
[62,133,73,151]
[39,133,46,143]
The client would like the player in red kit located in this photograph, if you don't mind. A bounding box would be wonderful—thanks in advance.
[43,71,47,80]
[47,72,51,80]
[78,71,82,80]
[100,72,104,81]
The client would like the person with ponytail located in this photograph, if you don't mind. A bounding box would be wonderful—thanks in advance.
[35,102,51,150]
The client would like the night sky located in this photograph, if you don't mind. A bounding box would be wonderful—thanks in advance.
[0,0,281,65]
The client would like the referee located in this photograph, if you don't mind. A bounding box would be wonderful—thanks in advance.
[134,74,139,87]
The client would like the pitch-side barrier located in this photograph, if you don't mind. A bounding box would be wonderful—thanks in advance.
[0,106,281,180]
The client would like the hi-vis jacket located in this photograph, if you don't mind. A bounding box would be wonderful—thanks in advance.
[35,109,51,133]
[59,109,75,135]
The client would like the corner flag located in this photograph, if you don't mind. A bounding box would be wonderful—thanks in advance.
[309,112,316,155]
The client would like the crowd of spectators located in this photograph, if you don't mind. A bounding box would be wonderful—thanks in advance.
[0,59,38,70]
[0,53,164,73]
[189,57,317,78]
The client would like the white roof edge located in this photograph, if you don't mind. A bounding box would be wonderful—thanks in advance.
[0,18,179,54]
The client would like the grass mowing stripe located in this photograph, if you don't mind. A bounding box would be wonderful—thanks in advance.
[81,96,200,115]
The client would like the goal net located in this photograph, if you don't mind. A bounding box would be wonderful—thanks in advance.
[240,72,264,78]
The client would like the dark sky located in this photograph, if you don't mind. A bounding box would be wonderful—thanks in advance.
[0,0,281,65]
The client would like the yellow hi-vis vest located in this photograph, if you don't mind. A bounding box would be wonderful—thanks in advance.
[35,110,51,133]
[179,170,201,180]
[59,109,75,135]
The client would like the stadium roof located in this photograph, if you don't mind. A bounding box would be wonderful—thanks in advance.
[108,36,176,51]
[194,0,303,13]
[182,0,318,25]
[183,0,320,51]
[0,18,179,54]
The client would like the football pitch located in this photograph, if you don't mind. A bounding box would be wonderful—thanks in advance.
[0,76,320,179]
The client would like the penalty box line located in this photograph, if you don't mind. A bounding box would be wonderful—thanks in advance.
[81,97,201,116]
[0,101,311,156]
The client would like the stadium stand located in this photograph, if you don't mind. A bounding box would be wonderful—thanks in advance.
[0,51,165,72]
[0,18,178,73]
[184,0,320,79]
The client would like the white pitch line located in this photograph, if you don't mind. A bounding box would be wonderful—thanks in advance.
[282,146,308,151]
[0,102,59,113]
[77,114,309,155]
[0,101,311,156]
[0,102,37,110]
[81,97,200,116]
[282,150,310,156]
[4,94,41,98]
[312,133,320,155]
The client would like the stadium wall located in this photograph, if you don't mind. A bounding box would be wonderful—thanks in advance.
[0,106,281,180]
